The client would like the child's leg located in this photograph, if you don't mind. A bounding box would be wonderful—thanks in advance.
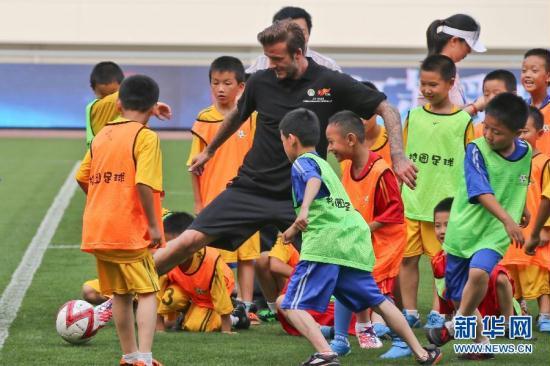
[237,259,255,309]
[285,310,332,352]
[82,279,109,305]
[399,255,420,311]
[372,300,428,359]
[136,292,158,353]
[333,300,354,338]
[539,294,550,314]
[495,273,514,322]
[255,253,279,304]
[112,293,138,354]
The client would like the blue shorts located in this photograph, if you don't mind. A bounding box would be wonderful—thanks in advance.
[280,261,386,313]
[445,248,502,302]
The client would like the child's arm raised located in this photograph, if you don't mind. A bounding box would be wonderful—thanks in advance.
[477,193,524,245]
[137,183,162,248]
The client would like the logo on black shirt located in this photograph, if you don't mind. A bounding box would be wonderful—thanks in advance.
[304,87,333,104]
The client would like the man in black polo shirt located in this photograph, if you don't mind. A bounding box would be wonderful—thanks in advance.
[154,21,417,276]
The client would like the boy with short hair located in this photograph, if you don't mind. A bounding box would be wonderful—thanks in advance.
[431,198,517,325]
[77,75,164,366]
[522,48,550,155]
[427,93,531,360]
[326,110,407,357]
[187,56,260,322]
[502,106,550,332]
[278,108,441,366]
[157,212,250,333]
[400,55,474,329]
[471,69,518,137]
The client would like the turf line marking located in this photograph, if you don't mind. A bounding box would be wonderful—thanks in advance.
[49,245,80,249]
[0,161,80,350]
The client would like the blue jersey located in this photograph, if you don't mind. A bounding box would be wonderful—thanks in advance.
[291,153,330,205]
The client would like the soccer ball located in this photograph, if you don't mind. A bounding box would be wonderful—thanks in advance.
[55,300,99,344]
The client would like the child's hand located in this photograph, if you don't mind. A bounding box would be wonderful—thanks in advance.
[154,102,172,120]
[294,209,309,231]
[282,225,299,244]
[473,95,487,112]
[524,235,539,255]
[194,201,203,215]
[505,219,524,246]
[189,150,212,176]
[148,226,163,248]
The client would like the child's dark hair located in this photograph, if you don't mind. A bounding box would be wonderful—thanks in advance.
[279,108,320,147]
[328,110,365,143]
[485,93,529,132]
[434,197,454,217]
[483,69,517,93]
[273,6,312,33]
[421,55,456,82]
[118,75,159,112]
[528,105,545,131]
[524,48,550,70]
[163,212,194,236]
[90,61,124,89]
[361,81,379,91]
[209,56,245,84]
[426,14,480,55]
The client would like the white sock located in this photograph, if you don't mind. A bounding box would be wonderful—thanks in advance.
[122,352,139,363]
[539,312,550,320]
[267,302,277,313]
[139,352,153,366]
[243,301,254,313]
[404,309,418,317]
[230,314,239,326]
[355,321,372,332]
[477,336,490,345]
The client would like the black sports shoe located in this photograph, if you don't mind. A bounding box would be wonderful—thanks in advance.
[426,326,453,347]
[232,304,250,330]
[417,345,443,365]
[300,352,340,366]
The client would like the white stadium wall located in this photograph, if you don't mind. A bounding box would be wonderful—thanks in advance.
[0,0,548,67]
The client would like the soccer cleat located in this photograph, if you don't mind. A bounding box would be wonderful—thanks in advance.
[320,325,335,340]
[373,322,391,340]
[537,314,550,332]
[403,310,422,328]
[329,335,351,356]
[95,299,113,328]
[417,345,443,365]
[457,352,495,361]
[119,359,163,366]
[232,304,251,330]
[425,326,453,347]
[380,337,412,359]
[424,311,445,329]
[300,352,340,366]
[356,325,383,349]
[257,309,277,322]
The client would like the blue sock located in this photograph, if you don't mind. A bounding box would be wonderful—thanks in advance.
[334,300,353,339]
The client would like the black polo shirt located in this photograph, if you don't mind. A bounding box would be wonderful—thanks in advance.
[236,58,386,197]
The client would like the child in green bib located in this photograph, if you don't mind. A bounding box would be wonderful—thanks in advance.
[427,93,531,360]
[277,108,441,366]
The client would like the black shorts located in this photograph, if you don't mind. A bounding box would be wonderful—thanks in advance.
[189,180,297,252]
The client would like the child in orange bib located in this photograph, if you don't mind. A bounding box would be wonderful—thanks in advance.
[78,75,164,366]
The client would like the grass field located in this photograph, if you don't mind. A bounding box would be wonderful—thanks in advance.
[0,137,548,365]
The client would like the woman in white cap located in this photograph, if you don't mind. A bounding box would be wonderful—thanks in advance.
[417,14,486,110]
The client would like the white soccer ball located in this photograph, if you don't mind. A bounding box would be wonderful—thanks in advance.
[56,300,99,344]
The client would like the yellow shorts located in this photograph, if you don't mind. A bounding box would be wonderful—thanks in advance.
[95,250,159,296]
[83,279,101,293]
[403,218,441,258]
[269,237,299,266]
[507,264,550,300]
[158,284,221,332]
[216,232,260,264]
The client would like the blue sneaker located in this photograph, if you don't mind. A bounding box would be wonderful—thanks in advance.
[379,337,412,359]
[321,325,335,340]
[538,314,550,333]
[373,322,391,339]
[329,335,351,356]
[423,311,445,329]
[403,310,422,328]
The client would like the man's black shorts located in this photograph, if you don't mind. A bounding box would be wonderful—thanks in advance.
[189,178,296,252]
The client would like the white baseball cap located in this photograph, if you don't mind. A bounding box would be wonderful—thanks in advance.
[437,24,486,53]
